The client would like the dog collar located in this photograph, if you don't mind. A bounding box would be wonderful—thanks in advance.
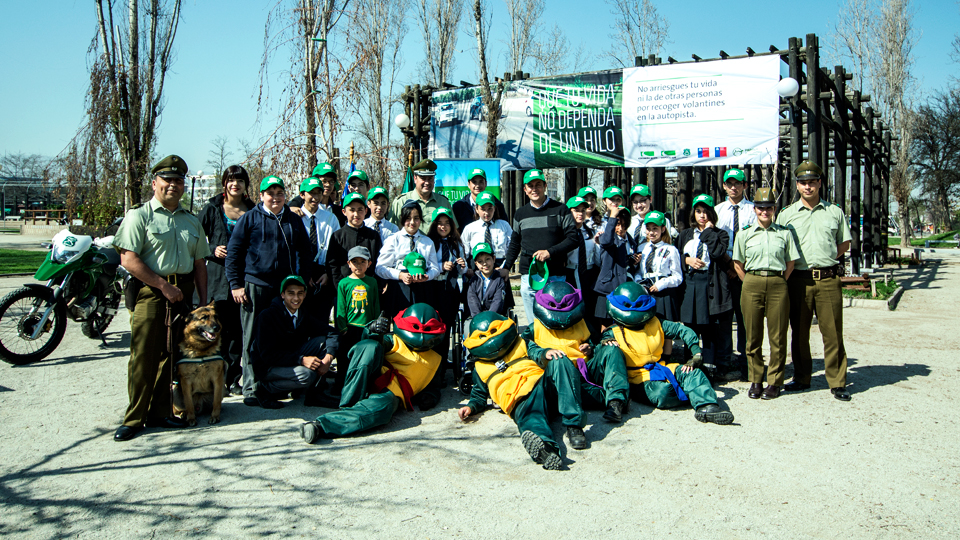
[175,355,224,366]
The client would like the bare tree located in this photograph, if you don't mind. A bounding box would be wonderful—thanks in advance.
[472,0,504,158]
[912,88,960,231]
[605,0,669,68]
[415,0,463,87]
[503,0,542,74]
[206,135,233,183]
[94,0,182,210]
[344,0,408,187]
[831,0,876,91]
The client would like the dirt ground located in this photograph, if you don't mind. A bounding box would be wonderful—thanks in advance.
[1,252,958,538]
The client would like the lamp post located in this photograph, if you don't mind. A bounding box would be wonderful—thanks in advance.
[776,77,800,123]
[190,170,203,212]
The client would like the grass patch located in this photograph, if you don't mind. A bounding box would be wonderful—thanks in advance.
[0,249,47,275]
[888,230,959,247]
[842,277,899,300]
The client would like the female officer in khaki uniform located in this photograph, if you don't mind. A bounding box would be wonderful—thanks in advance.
[732,188,799,400]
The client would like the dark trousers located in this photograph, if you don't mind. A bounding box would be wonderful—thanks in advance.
[305,281,334,324]
[123,281,195,427]
[690,310,732,369]
[214,298,243,387]
[260,336,329,394]
[240,282,277,398]
[788,274,847,388]
[512,358,585,453]
[729,276,746,357]
[383,280,434,318]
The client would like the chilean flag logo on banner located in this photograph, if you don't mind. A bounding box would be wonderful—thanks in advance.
[714,147,728,157]
[698,147,710,158]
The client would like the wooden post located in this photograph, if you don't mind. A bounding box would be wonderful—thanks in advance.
[872,118,883,265]
[833,66,848,215]
[863,106,875,269]
[882,128,892,263]
[677,166,693,231]
[849,92,862,274]
[805,34,822,175]
[788,37,803,204]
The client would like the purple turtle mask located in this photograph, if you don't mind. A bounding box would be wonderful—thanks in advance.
[535,288,583,312]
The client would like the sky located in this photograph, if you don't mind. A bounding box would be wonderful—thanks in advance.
[1,0,957,177]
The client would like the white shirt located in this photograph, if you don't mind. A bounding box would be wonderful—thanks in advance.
[627,213,675,246]
[683,229,712,270]
[376,229,441,281]
[461,219,513,261]
[300,206,340,266]
[635,241,683,291]
[364,216,400,243]
[716,198,757,254]
[286,307,299,328]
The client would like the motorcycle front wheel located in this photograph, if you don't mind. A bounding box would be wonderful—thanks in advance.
[0,287,68,365]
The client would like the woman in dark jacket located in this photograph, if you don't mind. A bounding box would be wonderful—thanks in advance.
[199,165,256,392]
[676,194,733,378]
[593,205,638,329]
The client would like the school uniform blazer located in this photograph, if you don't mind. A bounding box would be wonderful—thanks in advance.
[466,273,507,317]
[594,217,638,296]
[675,226,733,315]
[251,297,340,378]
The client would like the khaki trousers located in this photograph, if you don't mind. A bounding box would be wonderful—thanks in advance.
[741,274,789,385]
[787,274,847,388]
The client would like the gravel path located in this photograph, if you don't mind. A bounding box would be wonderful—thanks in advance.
[1,254,958,538]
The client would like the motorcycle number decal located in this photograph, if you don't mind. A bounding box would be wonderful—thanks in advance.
[63,236,77,247]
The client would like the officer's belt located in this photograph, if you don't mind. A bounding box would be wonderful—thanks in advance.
[794,266,839,280]
[747,270,784,277]
[165,273,195,286]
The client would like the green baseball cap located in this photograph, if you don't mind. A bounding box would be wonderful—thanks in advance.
[723,168,745,183]
[472,242,494,258]
[280,274,306,292]
[260,175,285,192]
[312,162,337,177]
[602,186,625,199]
[403,251,428,276]
[578,186,598,198]
[299,176,321,193]
[366,186,389,201]
[151,155,188,178]
[343,192,366,207]
[468,168,487,181]
[347,169,369,185]
[476,192,496,206]
[643,210,666,227]
[432,207,454,222]
[692,193,715,208]
[523,169,545,184]
[528,259,550,291]
[630,184,651,198]
[566,196,588,209]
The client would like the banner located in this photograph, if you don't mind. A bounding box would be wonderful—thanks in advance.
[433,158,501,202]
[621,56,781,167]
[428,56,780,170]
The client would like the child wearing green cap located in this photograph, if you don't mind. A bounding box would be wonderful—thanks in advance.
[376,200,441,315]
[427,206,468,375]
[626,184,674,249]
[460,192,513,271]
[466,242,508,317]
[633,211,683,321]
[364,186,399,243]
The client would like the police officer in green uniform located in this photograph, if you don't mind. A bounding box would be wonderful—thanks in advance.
[732,188,800,400]
[776,161,853,401]
[388,159,457,234]
[112,155,211,441]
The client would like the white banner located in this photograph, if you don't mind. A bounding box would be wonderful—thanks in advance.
[621,56,781,167]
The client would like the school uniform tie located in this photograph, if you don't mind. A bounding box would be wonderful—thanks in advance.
[633,221,644,245]
[731,205,739,245]
[375,219,382,237]
[309,216,318,248]
[407,234,416,252]
[484,221,493,248]
[645,246,656,275]
[291,312,298,329]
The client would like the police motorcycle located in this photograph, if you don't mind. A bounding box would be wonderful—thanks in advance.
[0,223,127,365]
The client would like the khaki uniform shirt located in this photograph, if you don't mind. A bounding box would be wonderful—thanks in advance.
[732,222,800,272]
[775,199,852,271]
[388,190,457,234]
[113,198,211,276]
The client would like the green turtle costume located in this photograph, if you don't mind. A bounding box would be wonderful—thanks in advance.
[601,281,734,424]
[300,304,447,441]
[521,280,630,424]
[461,312,585,470]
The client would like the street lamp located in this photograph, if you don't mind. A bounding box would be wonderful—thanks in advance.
[394,113,411,129]
[777,77,800,124]
[190,170,203,212]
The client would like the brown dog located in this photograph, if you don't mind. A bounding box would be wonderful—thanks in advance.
[172,301,225,426]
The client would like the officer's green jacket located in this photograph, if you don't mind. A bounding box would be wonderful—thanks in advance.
[732,222,800,272]
[113,198,210,275]
[775,199,851,270]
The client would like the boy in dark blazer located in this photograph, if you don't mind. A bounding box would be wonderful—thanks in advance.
[466,242,508,317]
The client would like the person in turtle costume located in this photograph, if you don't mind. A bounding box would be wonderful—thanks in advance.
[520,280,629,444]
[300,303,446,442]
[458,312,585,470]
[601,281,734,425]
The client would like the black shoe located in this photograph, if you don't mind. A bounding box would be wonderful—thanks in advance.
[230,383,243,396]
[565,426,587,450]
[748,383,763,399]
[255,387,284,409]
[831,386,852,401]
[145,416,189,429]
[243,397,260,407]
[114,425,143,441]
[694,404,734,425]
[602,399,624,423]
[300,421,325,444]
[521,430,562,470]
[783,380,811,392]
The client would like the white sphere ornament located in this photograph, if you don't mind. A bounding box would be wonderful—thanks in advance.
[776,77,800,98]
[394,114,411,128]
